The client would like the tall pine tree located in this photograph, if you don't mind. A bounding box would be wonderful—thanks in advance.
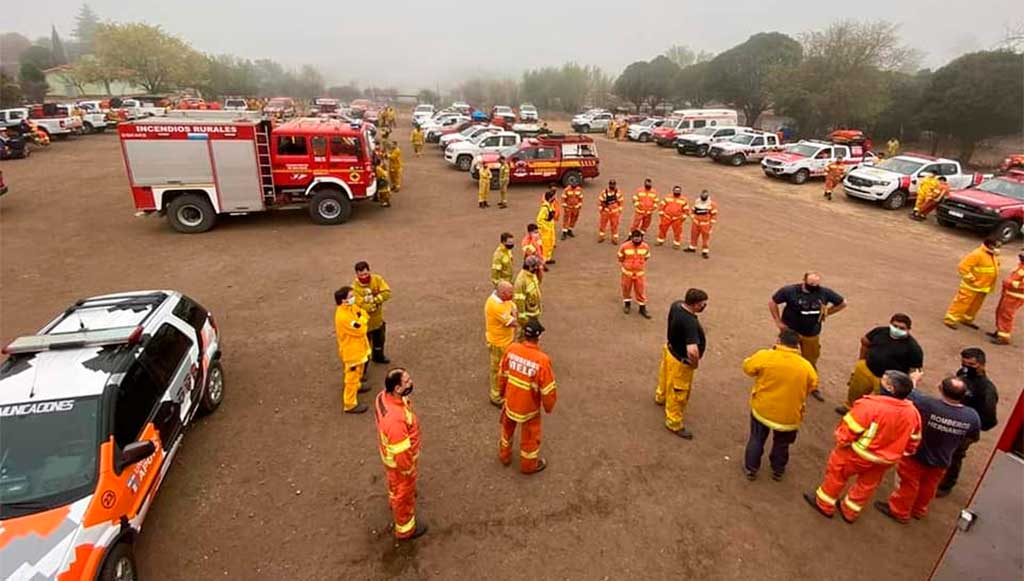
[73,4,101,54]
[51,25,68,65]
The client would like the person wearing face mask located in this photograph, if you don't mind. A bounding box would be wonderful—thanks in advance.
[685,190,718,258]
[536,187,558,265]
[334,286,372,414]
[353,261,392,365]
[513,256,543,337]
[374,368,427,540]
[618,229,652,319]
[630,178,659,234]
[769,272,847,402]
[521,223,545,269]
[656,288,709,440]
[944,237,1002,329]
[597,179,624,244]
[491,232,516,288]
[835,313,923,416]
[988,249,1024,345]
[656,185,689,249]
[936,348,999,497]
[498,318,557,474]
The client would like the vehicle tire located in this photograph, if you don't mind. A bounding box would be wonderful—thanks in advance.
[562,170,582,187]
[992,220,1021,244]
[578,124,590,134]
[95,126,107,134]
[99,542,137,581]
[937,218,957,228]
[457,155,472,171]
[882,189,908,210]
[639,133,649,143]
[697,145,709,157]
[84,122,94,134]
[729,154,745,167]
[200,360,225,416]
[309,188,352,225]
[790,169,810,185]
[167,193,217,234]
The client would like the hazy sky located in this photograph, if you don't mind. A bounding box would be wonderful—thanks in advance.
[5,0,1022,90]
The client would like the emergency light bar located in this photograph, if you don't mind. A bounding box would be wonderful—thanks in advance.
[2,325,144,355]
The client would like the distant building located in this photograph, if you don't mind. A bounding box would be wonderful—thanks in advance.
[42,65,147,99]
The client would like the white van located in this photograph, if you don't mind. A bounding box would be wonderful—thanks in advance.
[652,109,739,146]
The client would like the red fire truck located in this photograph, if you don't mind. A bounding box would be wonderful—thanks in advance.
[118,115,377,233]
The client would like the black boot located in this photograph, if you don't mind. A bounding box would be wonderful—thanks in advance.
[639,305,652,319]
[623,301,631,314]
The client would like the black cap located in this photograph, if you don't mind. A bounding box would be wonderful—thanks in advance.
[523,318,545,338]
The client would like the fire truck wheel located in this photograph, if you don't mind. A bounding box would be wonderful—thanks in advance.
[561,171,582,188]
[309,189,352,225]
[167,193,217,234]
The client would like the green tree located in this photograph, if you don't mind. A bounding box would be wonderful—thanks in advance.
[73,3,102,53]
[918,50,1024,163]
[664,44,697,68]
[51,26,69,66]
[869,70,931,142]
[647,55,682,107]
[18,45,52,102]
[415,88,440,105]
[0,33,33,73]
[674,61,712,107]
[0,72,24,107]
[94,23,207,94]
[203,55,260,99]
[328,84,363,101]
[294,65,325,100]
[613,60,652,112]
[706,32,802,127]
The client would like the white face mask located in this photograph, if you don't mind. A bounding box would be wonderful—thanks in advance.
[889,325,908,339]
[346,296,356,305]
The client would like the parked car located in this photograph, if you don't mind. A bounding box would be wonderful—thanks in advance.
[66,103,108,133]
[627,117,667,142]
[223,97,248,111]
[675,126,753,157]
[472,133,600,187]
[843,154,988,210]
[445,130,521,170]
[491,106,516,127]
[709,131,784,166]
[936,171,1024,242]
[412,104,435,125]
[762,140,876,185]
[440,124,500,151]
[0,290,224,581]
[571,110,613,133]
[423,114,471,142]
[651,109,740,146]
[518,103,538,121]
[263,97,297,119]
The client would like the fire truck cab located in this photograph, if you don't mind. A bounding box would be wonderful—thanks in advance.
[119,115,377,233]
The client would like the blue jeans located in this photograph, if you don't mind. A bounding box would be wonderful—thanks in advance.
[744,414,798,474]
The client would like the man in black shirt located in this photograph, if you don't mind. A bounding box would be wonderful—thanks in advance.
[836,313,924,415]
[936,347,999,496]
[655,288,708,440]
[769,272,847,401]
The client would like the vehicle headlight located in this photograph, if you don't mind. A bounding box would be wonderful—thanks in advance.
[982,206,998,215]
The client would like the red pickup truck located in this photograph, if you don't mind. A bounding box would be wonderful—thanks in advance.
[937,171,1024,243]
[471,134,600,187]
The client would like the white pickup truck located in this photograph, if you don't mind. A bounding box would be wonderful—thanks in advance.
[4,106,76,139]
[843,154,990,210]
[676,126,753,157]
[761,140,876,184]
[444,131,521,171]
[627,117,667,142]
[571,110,613,134]
[709,131,783,166]
[74,101,110,132]
[119,99,166,120]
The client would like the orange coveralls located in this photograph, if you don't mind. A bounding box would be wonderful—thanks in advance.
[561,185,583,233]
[656,195,690,248]
[631,187,659,233]
[813,395,922,522]
[374,391,421,539]
[944,244,1000,327]
[688,200,718,254]
[499,341,557,473]
[522,232,544,264]
[618,240,651,306]
[994,261,1024,342]
[824,162,845,194]
[598,188,624,243]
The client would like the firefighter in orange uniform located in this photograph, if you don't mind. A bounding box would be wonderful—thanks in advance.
[805,370,922,523]
[334,286,371,413]
[685,190,718,258]
[536,187,558,264]
[561,182,583,240]
[598,179,624,243]
[823,160,845,201]
[619,229,652,319]
[631,178,659,233]
[988,250,1024,345]
[374,368,428,540]
[499,319,557,474]
[944,237,1001,329]
[521,223,545,268]
[656,185,689,249]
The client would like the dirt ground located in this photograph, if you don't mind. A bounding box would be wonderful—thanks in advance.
[1,121,1021,581]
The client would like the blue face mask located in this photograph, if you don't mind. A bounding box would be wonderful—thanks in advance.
[889,325,908,339]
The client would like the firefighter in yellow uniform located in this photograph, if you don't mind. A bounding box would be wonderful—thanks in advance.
[334,286,371,414]
[944,238,1002,329]
[498,155,511,209]
[478,163,492,209]
[375,160,391,207]
[536,187,558,264]
[388,143,403,192]
[492,232,515,287]
[911,172,940,220]
[606,119,616,139]
[513,256,543,338]
[886,138,900,159]
[411,125,425,156]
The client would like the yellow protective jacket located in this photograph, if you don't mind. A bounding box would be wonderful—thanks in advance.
[917,175,940,199]
[388,147,402,171]
[352,274,391,331]
[335,304,371,365]
[537,200,557,229]
[411,129,424,146]
[742,345,819,431]
[958,245,1000,294]
[479,165,492,188]
[513,269,542,323]
[491,244,514,287]
[499,162,511,186]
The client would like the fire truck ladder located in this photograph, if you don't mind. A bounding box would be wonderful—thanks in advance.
[255,121,275,203]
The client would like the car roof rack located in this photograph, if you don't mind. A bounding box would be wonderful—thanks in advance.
[3,325,144,355]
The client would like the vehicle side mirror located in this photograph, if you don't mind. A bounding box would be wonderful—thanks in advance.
[120,440,155,469]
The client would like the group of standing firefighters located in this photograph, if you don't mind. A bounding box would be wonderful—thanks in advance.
[329,112,1021,545]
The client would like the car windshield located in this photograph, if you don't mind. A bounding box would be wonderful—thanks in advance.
[521,106,536,112]
[877,158,926,175]
[459,126,481,136]
[729,134,755,145]
[788,143,821,157]
[0,396,101,519]
[975,178,1024,201]
[639,119,658,127]
[415,106,433,113]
